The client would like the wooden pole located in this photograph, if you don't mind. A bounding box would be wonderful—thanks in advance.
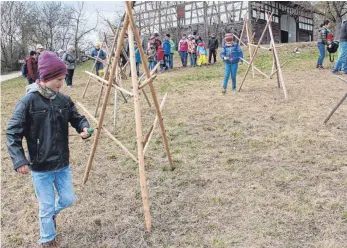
[324,93,347,124]
[127,21,152,232]
[238,13,273,92]
[94,86,104,117]
[232,33,247,47]
[126,1,174,171]
[138,74,157,89]
[76,101,138,162]
[239,18,246,45]
[268,18,288,99]
[143,92,168,155]
[270,61,288,79]
[240,58,270,79]
[84,71,133,96]
[245,18,255,78]
[83,14,130,184]
[273,52,280,88]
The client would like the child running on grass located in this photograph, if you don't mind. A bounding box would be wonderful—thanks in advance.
[220,33,243,94]
[6,51,92,247]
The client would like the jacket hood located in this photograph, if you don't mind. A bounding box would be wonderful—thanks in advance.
[26,82,38,94]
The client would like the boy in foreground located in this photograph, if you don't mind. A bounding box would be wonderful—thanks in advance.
[6,51,92,247]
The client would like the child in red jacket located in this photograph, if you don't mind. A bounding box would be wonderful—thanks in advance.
[157,45,165,72]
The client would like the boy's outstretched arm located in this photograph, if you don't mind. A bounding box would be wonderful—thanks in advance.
[6,101,30,171]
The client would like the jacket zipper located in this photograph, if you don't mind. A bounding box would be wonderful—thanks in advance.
[36,139,40,161]
[50,99,61,159]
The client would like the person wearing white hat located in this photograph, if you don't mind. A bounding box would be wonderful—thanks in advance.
[36,44,44,58]
[57,49,65,60]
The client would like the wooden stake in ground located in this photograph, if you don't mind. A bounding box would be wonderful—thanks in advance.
[267,16,288,99]
[127,21,151,232]
[245,18,255,78]
[238,13,273,92]
[83,14,130,184]
[324,93,347,124]
[126,1,174,171]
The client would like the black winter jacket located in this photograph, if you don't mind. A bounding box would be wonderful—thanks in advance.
[208,37,219,50]
[6,84,89,172]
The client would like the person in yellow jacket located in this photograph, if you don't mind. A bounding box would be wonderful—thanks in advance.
[196,41,208,66]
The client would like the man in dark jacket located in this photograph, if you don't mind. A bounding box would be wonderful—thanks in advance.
[332,20,347,74]
[208,34,219,64]
[26,51,38,84]
[6,51,91,247]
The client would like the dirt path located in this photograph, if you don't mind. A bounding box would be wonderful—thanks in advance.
[0,71,21,83]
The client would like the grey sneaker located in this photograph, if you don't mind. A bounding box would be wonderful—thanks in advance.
[331,70,340,75]
[222,88,226,94]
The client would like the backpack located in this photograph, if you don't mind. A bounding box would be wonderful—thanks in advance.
[21,61,28,78]
[328,41,339,62]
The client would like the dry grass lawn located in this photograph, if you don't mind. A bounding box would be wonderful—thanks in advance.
[1,42,347,247]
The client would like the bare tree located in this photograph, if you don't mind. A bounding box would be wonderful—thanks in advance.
[70,2,98,59]
[313,1,347,40]
[27,2,73,51]
[1,1,29,72]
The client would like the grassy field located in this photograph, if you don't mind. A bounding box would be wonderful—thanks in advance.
[1,42,347,248]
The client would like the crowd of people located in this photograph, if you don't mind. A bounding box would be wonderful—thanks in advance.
[141,31,221,71]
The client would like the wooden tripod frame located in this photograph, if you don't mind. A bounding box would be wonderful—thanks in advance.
[236,13,288,99]
[78,1,174,232]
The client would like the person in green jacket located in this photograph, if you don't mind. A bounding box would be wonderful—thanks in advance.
[167,34,176,69]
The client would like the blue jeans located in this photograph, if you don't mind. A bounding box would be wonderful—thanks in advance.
[169,53,174,69]
[333,41,347,73]
[223,63,238,90]
[164,55,170,70]
[189,53,196,67]
[179,51,188,67]
[65,69,74,86]
[148,61,155,71]
[31,166,75,244]
[95,63,103,76]
[317,42,326,66]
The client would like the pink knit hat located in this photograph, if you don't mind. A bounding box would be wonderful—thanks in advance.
[39,51,67,82]
[225,33,233,41]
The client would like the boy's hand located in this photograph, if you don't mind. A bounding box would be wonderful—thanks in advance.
[223,57,228,60]
[17,165,29,174]
[80,127,93,139]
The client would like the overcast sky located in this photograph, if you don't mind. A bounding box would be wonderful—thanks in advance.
[64,1,125,43]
